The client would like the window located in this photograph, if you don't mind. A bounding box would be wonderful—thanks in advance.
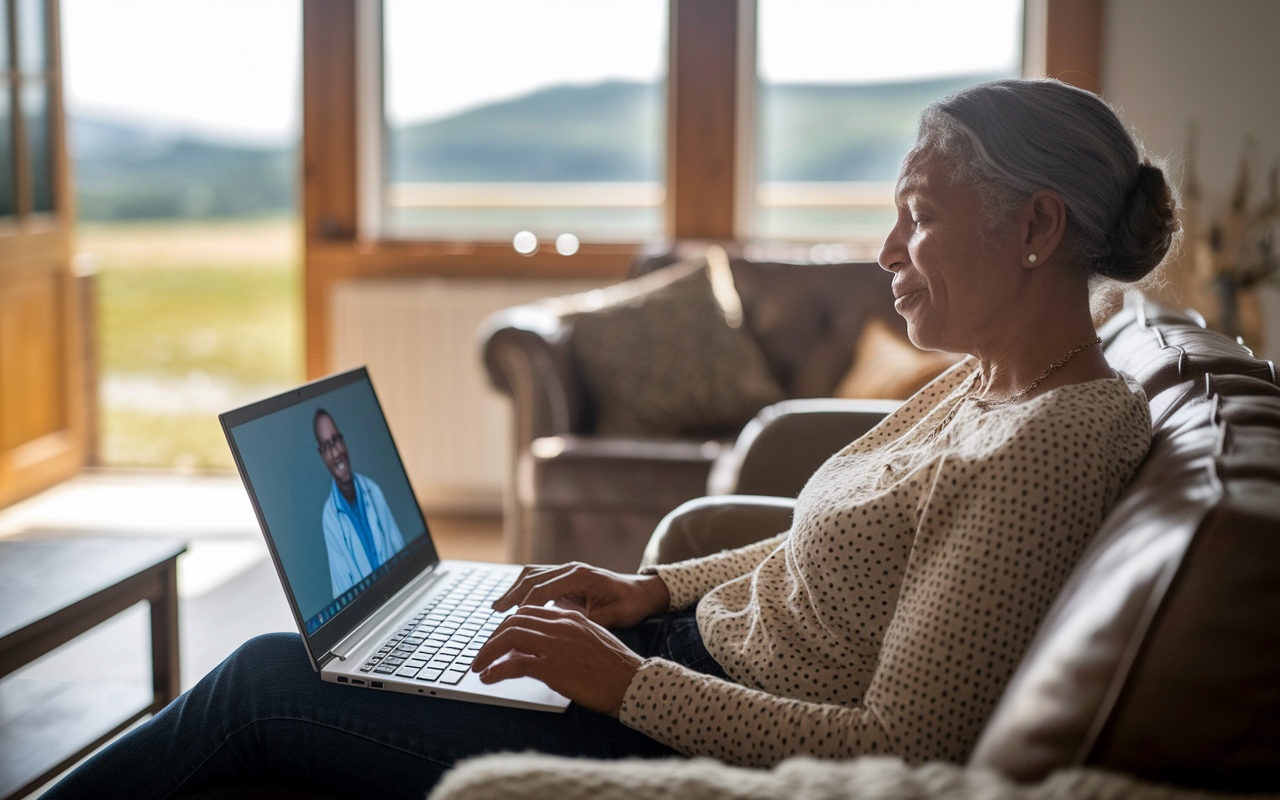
[752,0,1022,244]
[381,0,667,244]
[303,0,1095,374]
[1,0,58,220]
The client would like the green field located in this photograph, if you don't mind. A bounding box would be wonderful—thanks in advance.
[82,217,303,471]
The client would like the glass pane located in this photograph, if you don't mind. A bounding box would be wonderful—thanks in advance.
[17,0,47,74]
[0,84,13,217]
[755,0,1022,243]
[383,0,667,242]
[0,0,11,70]
[22,80,53,213]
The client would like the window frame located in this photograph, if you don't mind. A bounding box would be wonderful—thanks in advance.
[1,0,68,233]
[301,0,1100,378]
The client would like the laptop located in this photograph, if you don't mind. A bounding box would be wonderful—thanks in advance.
[219,366,570,712]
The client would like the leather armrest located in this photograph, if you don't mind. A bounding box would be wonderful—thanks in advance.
[708,398,901,497]
[640,495,797,568]
[479,303,586,439]
[520,435,722,512]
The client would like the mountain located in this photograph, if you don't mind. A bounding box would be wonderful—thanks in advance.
[390,81,663,182]
[757,74,1008,182]
[71,117,293,221]
[389,74,1007,185]
[70,73,1007,221]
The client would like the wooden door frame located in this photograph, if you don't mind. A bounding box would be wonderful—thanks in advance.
[0,0,85,507]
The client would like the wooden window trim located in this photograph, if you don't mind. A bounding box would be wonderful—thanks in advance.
[1024,0,1105,94]
[302,0,1099,377]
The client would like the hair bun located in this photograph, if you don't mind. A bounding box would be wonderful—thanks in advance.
[1097,160,1181,283]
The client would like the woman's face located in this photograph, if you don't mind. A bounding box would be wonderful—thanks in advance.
[878,151,1022,354]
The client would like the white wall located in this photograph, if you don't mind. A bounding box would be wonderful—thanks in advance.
[1103,0,1280,355]
[1103,0,1280,206]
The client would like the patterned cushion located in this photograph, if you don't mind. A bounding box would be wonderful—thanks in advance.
[556,255,785,437]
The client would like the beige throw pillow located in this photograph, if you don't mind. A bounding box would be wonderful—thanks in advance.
[834,318,963,400]
[555,253,785,438]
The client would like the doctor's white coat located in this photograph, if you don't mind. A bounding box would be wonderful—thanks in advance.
[322,473,405,597]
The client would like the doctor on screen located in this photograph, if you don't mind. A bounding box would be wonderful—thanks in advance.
[313,408,405,597]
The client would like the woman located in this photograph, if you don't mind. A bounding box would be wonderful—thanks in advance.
[47,79,1178,800]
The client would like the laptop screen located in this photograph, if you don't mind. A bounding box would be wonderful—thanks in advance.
[221,368,439,659]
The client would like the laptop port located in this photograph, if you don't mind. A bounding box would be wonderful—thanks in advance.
[351,679,365,685]
[337,676,348,683]
[371,681,384,688]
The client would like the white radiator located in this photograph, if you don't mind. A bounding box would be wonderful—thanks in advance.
[330,277,606,514]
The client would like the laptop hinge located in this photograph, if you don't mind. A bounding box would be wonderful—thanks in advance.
[323,563,442,665]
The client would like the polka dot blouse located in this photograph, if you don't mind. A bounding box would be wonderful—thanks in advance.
[621,359,1151,767]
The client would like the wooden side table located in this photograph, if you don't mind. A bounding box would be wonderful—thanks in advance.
[0,538,186,799]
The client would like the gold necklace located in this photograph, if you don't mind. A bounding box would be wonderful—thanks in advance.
[926,337,1102,442]
[973,337,1102,409]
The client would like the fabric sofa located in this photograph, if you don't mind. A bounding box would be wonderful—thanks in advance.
[479,244,913,573]
[431,297,1280,799]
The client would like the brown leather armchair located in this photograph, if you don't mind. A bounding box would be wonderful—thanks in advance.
[480,245,907,572]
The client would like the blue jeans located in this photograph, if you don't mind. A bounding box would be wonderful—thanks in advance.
[47,609,726,800]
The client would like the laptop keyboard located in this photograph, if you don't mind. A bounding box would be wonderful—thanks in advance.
[359,567,516,686]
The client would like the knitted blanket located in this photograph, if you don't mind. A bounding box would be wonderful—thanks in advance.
[428,755,1275,800]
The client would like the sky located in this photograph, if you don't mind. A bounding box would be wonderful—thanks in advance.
[758,0,1022,85]
[62,0,302,144]
[384,0,667,128]
[62,0,1020,142]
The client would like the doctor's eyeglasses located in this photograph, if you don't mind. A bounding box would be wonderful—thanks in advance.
[317,433,345,456]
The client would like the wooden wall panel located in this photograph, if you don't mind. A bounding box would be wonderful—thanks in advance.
[0,257,82,507]
[0,271,65,450]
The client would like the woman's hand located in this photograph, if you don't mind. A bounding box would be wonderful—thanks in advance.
[472,605,642,716]
[491,562,670,630]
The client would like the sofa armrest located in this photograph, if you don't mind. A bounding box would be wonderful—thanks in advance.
[479,303,586,441]
[640,495,796,568]
[708,398,901,497]
[515,435,722,570]
[521,436,722,513]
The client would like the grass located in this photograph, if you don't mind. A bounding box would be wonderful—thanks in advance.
[80,217,303,471]
[98,263,300,384]
[100,409,238,471]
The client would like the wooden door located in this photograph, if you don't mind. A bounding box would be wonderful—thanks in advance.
[0,0,84,507]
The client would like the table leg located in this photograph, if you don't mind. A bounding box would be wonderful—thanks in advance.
[149,559,181,709]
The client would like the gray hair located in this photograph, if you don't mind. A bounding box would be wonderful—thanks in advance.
[912,79,1180,283]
